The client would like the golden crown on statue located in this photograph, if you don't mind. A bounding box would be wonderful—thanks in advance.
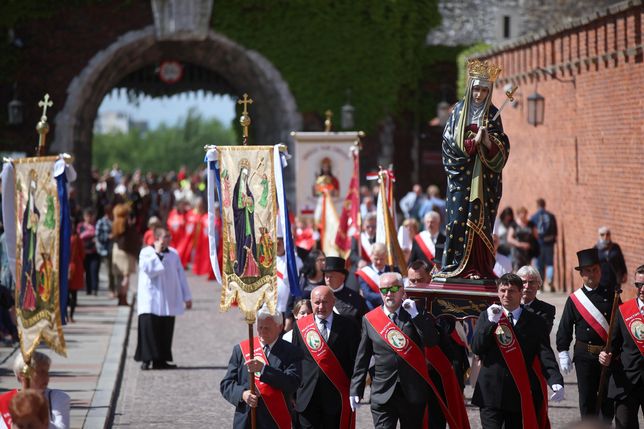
[467,59,502,83]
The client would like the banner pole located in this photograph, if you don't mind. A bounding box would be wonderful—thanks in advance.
[248,323,257,429]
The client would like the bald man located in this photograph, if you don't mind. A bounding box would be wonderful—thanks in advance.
[292,286,360,428]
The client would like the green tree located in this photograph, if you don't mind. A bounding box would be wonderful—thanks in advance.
[92,108,236,173]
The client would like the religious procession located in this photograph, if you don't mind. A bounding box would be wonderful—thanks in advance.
[0,1,642,429]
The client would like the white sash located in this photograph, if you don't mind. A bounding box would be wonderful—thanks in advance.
[360,233,374,258]
[572,288,609,338]
[418,230,436,256]
[357,265,381,292]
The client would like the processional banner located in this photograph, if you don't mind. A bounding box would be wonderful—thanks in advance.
[1,156,72,360]
[291,132,361,256]
[205,145,299,322]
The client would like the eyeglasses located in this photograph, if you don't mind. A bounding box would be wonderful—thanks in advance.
[379,285,402,294]
[635,282,644,288]
[522,279,540,286]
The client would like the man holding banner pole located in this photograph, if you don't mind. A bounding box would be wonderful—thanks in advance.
[472,273,564,428]
[220,306,302,429]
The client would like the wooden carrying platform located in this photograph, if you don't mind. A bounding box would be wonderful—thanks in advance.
[406,277,498,320]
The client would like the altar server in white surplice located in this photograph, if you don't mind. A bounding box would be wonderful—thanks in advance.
[135,226,192,370]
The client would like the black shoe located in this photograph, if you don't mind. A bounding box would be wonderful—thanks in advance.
[140,361,150,370]
[152,361,177,370]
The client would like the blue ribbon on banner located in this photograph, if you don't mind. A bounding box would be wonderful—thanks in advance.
[57,172,71,324]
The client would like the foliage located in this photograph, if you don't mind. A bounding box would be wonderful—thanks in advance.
[92,108,236,173]
[213,0,440,132]
[456,43,491,99]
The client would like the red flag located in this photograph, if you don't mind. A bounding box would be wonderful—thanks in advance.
[335,146,361,254]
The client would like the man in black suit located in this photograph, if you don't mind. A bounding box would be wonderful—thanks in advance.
[292,286,360,428]
[350,272,439,428]
[472,273,564,428]
[517,265,556,335]
[322,256,368,327]
[220,306,302,429]
[599,265,644,429]
[556,248,616,420]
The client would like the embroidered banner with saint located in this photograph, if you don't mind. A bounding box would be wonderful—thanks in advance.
[218,147,278,319]
[4,157,67,359]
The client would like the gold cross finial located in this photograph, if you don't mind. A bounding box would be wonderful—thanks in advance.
[38,94,53,120]
[36,94,53,156]
[237,93,253,142]
[324,110,333,132]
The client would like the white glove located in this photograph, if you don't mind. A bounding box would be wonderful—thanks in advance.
[402,298,418,318]
[486,304,503,323]
[559,351,572,375]
[349,396,360,411]
[550,384,565,402]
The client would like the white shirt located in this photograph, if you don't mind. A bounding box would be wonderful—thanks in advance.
[137,246,192,316]
[383,306,401,319]
[316,313,334,340]
[504,306,523,325]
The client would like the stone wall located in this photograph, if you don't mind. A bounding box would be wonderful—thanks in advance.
[478,0,643,298]
[427,0,622,46]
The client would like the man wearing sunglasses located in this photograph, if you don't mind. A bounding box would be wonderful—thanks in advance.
[599,265,644,429]
[350,272,439,428]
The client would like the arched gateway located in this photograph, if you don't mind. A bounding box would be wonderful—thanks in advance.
[52,26,301,204]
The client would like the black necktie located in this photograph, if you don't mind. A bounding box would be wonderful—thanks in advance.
[320,319,328,340]
[508,312,515,326]
[389,313,397,326]
[263,344,270,357]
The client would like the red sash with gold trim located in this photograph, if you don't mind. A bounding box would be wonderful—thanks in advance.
[365,308,459,428]
[424,345,471,429]
[494,315,540,429]
[356,266,381,294]
[619,299,644,356]
[532,357,551,429]
[296,314,354,429]
[414,231,435,262]
[240,338,291,429]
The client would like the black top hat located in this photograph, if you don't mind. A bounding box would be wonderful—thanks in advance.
[322,256,348,275]
[432,243,444,266]
[575,248,600,270]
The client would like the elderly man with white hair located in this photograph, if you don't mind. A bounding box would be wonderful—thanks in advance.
[517,265,556,335]
[220,306,303,429]
[350,272,440,428]
[594,226,628,288]
[408,211,445,268]
[0,351,70,429]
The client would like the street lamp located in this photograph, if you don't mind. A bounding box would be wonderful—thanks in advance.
[341,89,354,130]
[527,91,544,126]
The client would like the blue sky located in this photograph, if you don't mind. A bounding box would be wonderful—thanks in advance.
[98,89,237,129]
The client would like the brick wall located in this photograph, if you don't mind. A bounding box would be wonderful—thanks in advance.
[480,1,643,299]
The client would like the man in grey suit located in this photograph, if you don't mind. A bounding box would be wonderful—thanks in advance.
[220,306,303,429]
[350,272,439,429]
